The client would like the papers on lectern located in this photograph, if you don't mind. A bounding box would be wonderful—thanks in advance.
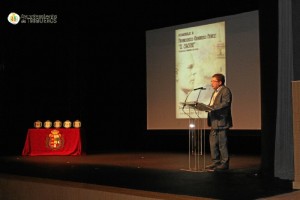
[180,101,213,112]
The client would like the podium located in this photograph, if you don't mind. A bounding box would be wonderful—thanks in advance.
[180,101,213,172]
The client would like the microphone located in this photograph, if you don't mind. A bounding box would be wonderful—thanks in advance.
[194,87,206,90]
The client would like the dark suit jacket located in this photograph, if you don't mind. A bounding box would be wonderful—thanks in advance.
[207,86,233,129]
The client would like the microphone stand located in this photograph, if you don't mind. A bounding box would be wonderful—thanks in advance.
[195,87,206,102]
[196,89,202,104]
[182,90,194,118]
[183,90,193,108]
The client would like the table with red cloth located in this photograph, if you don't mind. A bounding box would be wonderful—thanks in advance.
[22,128,82,156]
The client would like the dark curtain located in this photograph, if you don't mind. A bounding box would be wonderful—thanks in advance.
[274,0,294,180]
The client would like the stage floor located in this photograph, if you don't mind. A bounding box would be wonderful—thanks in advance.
[0,152,296,199]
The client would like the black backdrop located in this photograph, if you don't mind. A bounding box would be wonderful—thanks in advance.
[0,0,278,160]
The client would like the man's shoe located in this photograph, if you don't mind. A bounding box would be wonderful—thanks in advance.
[215,164,229,171]
[205,163,220,170]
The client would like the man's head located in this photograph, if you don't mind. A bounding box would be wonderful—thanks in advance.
[211,73,225,90]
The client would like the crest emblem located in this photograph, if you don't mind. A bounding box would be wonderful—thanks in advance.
[73,120,81,128]
[34,120,42,128]
[63,120,72,128]
[46,129,64,150]
[44,120,52,129]
[54,120,62,128]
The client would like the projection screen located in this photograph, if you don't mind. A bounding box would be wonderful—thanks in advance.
[146,11,261,130]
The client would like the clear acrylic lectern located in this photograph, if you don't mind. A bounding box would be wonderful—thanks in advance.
[180,101,213,172]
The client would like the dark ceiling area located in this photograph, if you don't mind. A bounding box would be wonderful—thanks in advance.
[2,1,260,30]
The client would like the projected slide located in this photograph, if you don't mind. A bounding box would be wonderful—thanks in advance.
[146,11,261,130]
[176,22,226,118]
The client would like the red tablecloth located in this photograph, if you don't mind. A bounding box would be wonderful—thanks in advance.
[22,128,82,156]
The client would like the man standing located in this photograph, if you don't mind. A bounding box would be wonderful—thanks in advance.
[205,73,232,171]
